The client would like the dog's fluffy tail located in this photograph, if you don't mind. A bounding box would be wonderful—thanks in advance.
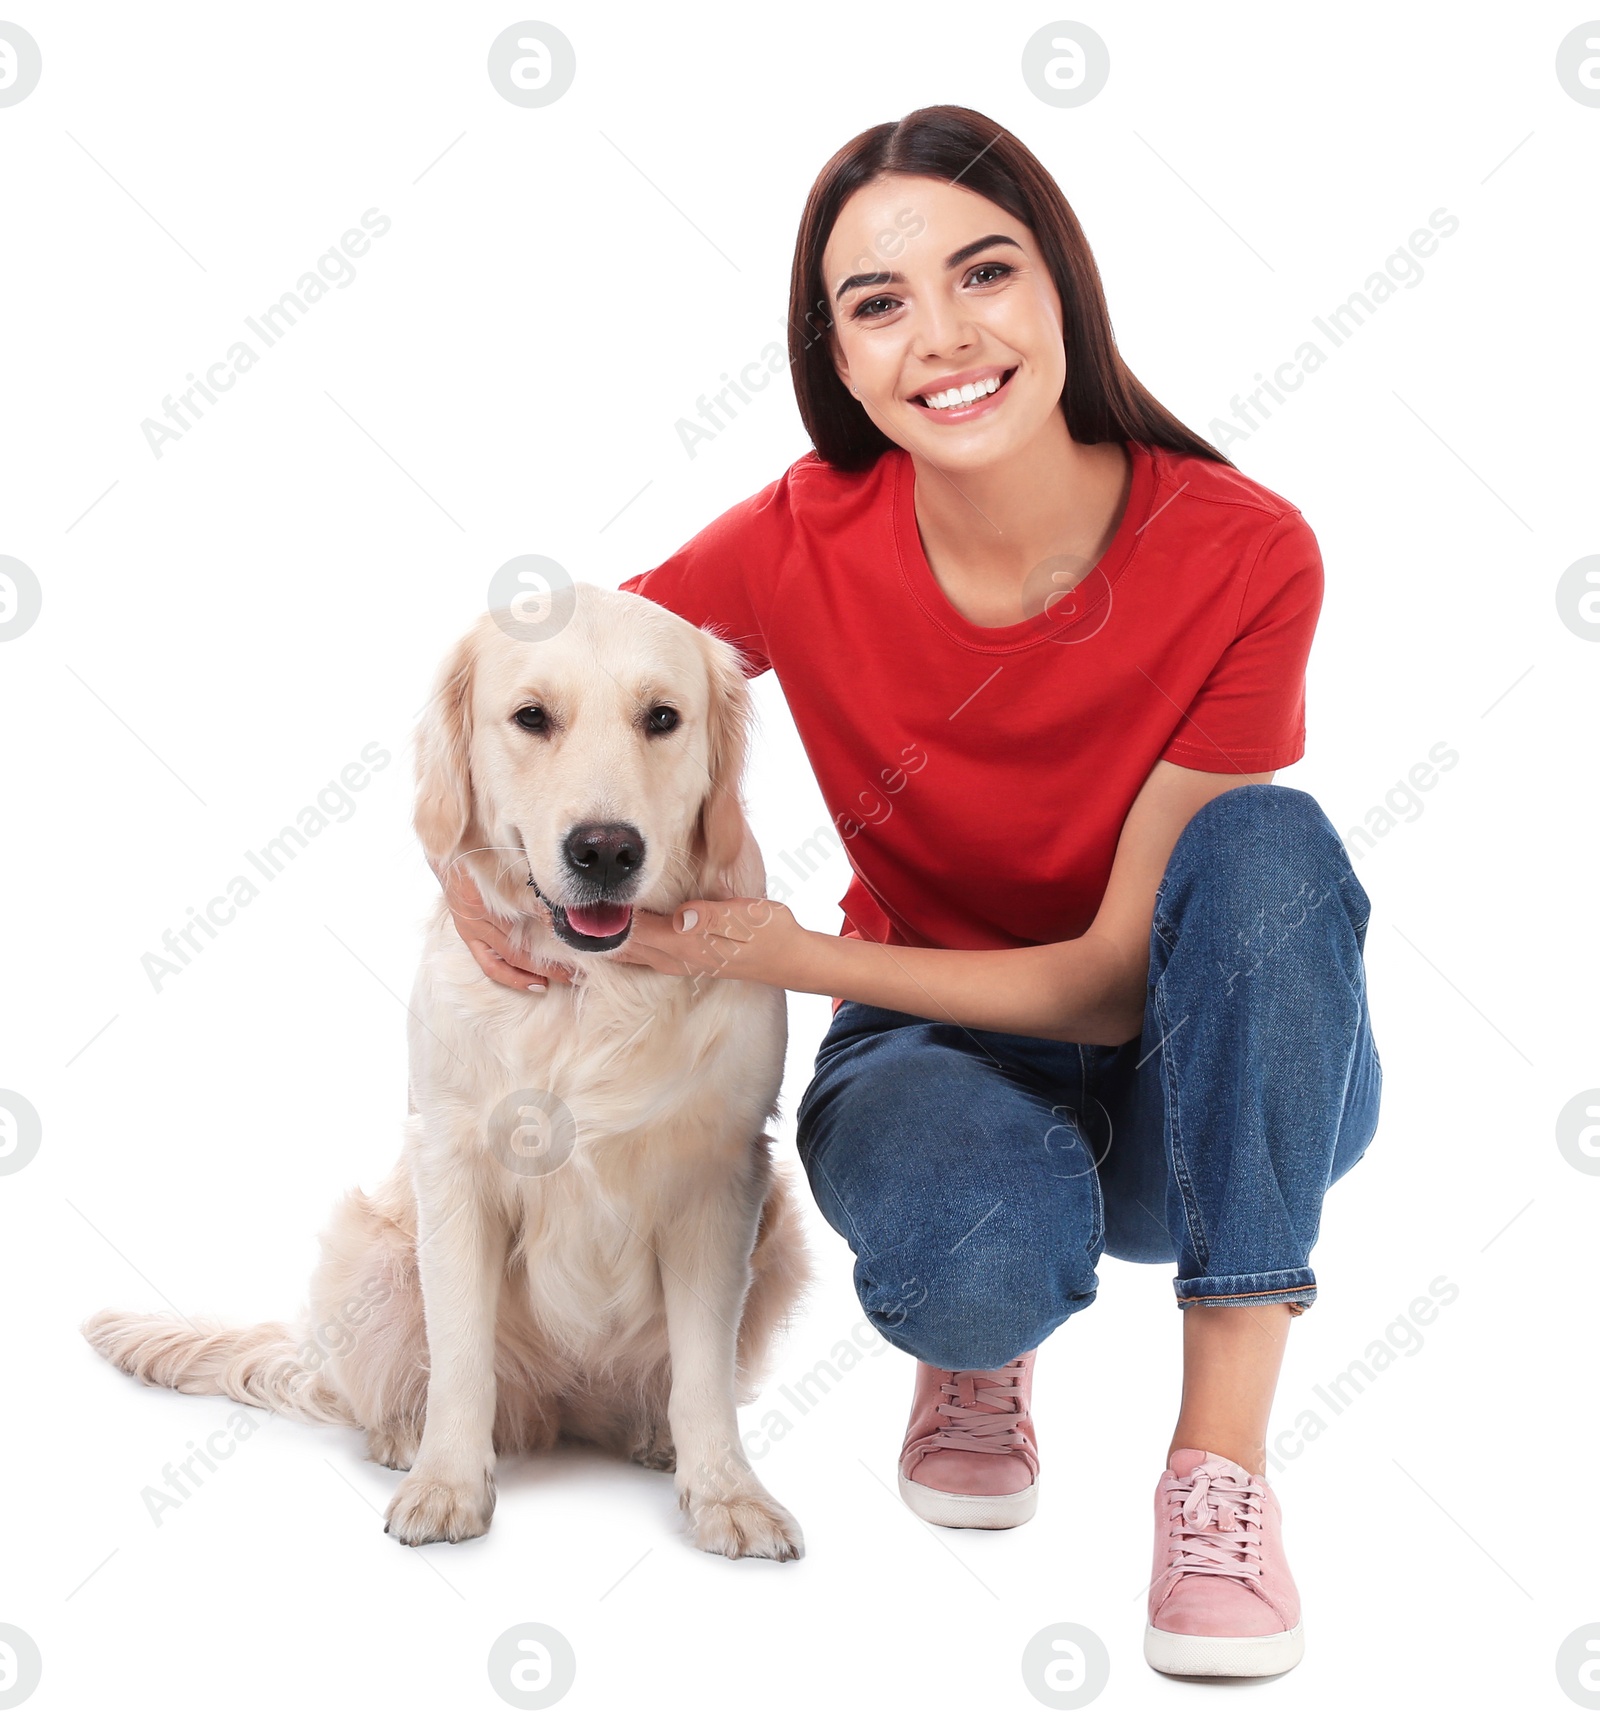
[82,1309,353,1425]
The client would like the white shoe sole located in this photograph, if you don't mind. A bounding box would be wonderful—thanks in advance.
[1143,1621,1304,1678]
[897,1468,1038,1529]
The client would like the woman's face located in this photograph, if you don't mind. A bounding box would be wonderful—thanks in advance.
[822,173,1067,472]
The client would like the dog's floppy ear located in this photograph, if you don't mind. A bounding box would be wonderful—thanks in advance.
[413,623,478,872]
[693,631,757,896]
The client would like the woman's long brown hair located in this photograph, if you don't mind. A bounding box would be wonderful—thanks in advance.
[788,105,1233,472]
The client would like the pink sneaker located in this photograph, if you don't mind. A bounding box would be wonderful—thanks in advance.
[1144,1448,1304,1677]
[896,1354,1039,1529]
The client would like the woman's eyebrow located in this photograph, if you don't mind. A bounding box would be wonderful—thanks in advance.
[833,233,1022,302]
[943,233,1022,271]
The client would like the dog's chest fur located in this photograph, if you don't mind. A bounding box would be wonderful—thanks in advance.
[405,915,784,1353]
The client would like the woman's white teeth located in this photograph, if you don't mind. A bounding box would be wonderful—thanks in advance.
[922,374,1003,410]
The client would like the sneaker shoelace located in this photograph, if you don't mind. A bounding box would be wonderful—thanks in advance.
[1161,1468,1265,1589]
[908,1359,1036,1465]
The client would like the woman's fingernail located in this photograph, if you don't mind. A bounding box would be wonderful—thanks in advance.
[678,908,699,931]
[527,980,547,992]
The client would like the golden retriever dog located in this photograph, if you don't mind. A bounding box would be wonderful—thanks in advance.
[85,585,811,1559]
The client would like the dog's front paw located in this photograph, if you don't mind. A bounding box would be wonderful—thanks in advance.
[384,1468,496,1546]
[680,1485,804,1562]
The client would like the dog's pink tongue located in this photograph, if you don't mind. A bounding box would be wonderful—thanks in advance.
[565,901,631,938]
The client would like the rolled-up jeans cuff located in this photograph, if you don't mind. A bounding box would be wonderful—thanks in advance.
[1174,1269,1317,1316]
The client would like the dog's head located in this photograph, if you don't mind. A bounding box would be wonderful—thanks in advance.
[413,586,755,953]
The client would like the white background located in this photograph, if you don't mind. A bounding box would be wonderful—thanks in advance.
[2,1,1596,1725]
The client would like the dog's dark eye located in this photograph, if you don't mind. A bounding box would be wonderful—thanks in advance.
[513,706,549,734]
[644,705,680,736]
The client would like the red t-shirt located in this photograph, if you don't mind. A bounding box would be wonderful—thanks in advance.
[621,439,1322,952]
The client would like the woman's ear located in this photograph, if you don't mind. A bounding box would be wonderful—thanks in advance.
[413,623,478,873]
[694,631,757,896]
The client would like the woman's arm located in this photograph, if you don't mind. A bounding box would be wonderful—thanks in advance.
[617,763,1273,1043]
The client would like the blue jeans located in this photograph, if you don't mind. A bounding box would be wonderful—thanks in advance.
[794,785,1382,1372]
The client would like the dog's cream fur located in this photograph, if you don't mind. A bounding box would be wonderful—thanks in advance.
[85,586,811,1559]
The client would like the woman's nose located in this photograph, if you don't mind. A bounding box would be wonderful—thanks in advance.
[908,293,977,359]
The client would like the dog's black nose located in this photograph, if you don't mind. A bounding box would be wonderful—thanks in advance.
[564,822,645,890]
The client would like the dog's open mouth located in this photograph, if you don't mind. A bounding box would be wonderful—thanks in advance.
[551,900,634,952]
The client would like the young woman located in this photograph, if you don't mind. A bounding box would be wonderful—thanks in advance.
[444,106,1381,1679]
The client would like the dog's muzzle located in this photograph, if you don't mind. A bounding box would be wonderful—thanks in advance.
[527,821,645,953]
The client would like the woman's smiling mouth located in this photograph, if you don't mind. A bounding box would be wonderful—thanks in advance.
[909,365,1019,421]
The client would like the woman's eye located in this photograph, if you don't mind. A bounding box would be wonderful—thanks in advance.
[645,704,680,736]
[852,294,898,320]
[967,261,1014,287]
[513,706,548,734]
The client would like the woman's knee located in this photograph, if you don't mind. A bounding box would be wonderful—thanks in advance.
[853,1234,1096,1371]
[1157,783,1370,942]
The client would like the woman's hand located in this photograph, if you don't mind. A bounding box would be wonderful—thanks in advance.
[434,858,576,992]
[615,897,814,988]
